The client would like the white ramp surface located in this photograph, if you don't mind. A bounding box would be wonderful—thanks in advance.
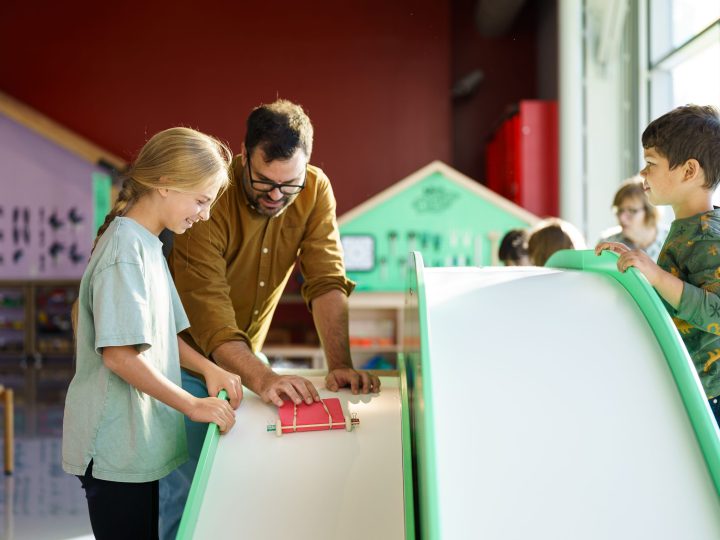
[423,266,720,539]
[191,375,404,540]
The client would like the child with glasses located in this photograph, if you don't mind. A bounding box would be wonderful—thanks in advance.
[62,127,242,539]
[596,104,720,429]
[597,176,668,260]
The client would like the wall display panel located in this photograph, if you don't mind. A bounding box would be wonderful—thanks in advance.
[0,115,111,279]
[338,161,539,292]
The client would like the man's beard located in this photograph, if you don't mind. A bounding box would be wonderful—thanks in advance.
[242,181,292,217]
[251,194,292,217]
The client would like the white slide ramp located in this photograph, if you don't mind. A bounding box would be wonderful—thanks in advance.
[414,262,720,539]
[184,374,405,540]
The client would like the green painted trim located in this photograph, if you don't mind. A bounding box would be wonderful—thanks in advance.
[91,172,112,234]
[546,249,720,496]
[176,390,228,540]
[397,353,416,540]
[410,252,441,539]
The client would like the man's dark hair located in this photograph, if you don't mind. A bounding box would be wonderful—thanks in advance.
[245,99,314,162]
[642,104,720,190]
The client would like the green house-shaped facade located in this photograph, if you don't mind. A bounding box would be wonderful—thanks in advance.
[338,161,540,292]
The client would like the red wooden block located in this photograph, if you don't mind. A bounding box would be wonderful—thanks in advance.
[277,398,347,434]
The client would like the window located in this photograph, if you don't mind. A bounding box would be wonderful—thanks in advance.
[647,0,720,117]
[644,0,720,207]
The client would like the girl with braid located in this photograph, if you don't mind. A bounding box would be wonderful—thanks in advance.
[62,127,242,539]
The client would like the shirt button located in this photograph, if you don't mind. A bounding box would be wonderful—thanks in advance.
[259,281,265,287]
[262,247,269,254]
[254,310,259,315]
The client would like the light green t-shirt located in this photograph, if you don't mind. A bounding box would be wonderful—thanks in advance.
[62,217,191,482]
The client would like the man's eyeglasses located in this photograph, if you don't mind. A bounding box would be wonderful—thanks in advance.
[614,206,644,217]
[246,155,306,195]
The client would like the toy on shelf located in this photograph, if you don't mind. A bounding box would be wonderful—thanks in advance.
[266,397,359,437]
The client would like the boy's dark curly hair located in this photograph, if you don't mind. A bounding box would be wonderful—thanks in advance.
[642,104,720,190]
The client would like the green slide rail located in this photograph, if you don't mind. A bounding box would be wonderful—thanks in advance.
[547,249,720,496]
[176,390,227,540]
[397,353,416,540]
[401,252,441,539]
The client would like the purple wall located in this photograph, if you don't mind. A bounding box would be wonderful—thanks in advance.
[0,115,101,279]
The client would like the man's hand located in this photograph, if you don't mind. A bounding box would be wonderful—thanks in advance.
[203,362,243,409]
[258,372,321,407]
[325,367,381,395]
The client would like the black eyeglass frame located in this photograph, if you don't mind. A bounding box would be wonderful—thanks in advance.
[246,155,307,195]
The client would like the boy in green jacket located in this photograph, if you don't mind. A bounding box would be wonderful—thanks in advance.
[597,104,720,429]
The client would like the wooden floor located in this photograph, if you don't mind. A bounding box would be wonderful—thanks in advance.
[1,405,93,540]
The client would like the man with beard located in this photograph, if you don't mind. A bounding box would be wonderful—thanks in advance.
[158,99,381,539]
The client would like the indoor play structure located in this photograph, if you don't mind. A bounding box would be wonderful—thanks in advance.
[178,250,720,539]
[338,160,539,292]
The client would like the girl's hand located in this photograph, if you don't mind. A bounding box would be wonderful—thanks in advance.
[188,396,236,433]
[203,363,243,409]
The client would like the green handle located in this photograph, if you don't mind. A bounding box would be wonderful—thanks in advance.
[176,388,230,539]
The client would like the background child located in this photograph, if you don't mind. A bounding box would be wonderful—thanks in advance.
[596,104,720,429]
[62,127,242,538]
[597,175,668,260]
[498,228,530,266]
[528,217,586,266]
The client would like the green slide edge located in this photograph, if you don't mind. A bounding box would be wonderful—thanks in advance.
[176,389,228,540]
[409,251,441,538]
[398,352,416,540]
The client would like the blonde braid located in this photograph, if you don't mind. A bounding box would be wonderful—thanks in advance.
[75,177,144,333]
[91,175,146,252]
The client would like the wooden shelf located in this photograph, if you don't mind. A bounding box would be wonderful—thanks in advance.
[265,291,405,370]
[262,345,322,356]
[261,345,324,369]
[350,345,400,354]
[0,280,79,435]
[0,353,27,361]
[349,292,404,309]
